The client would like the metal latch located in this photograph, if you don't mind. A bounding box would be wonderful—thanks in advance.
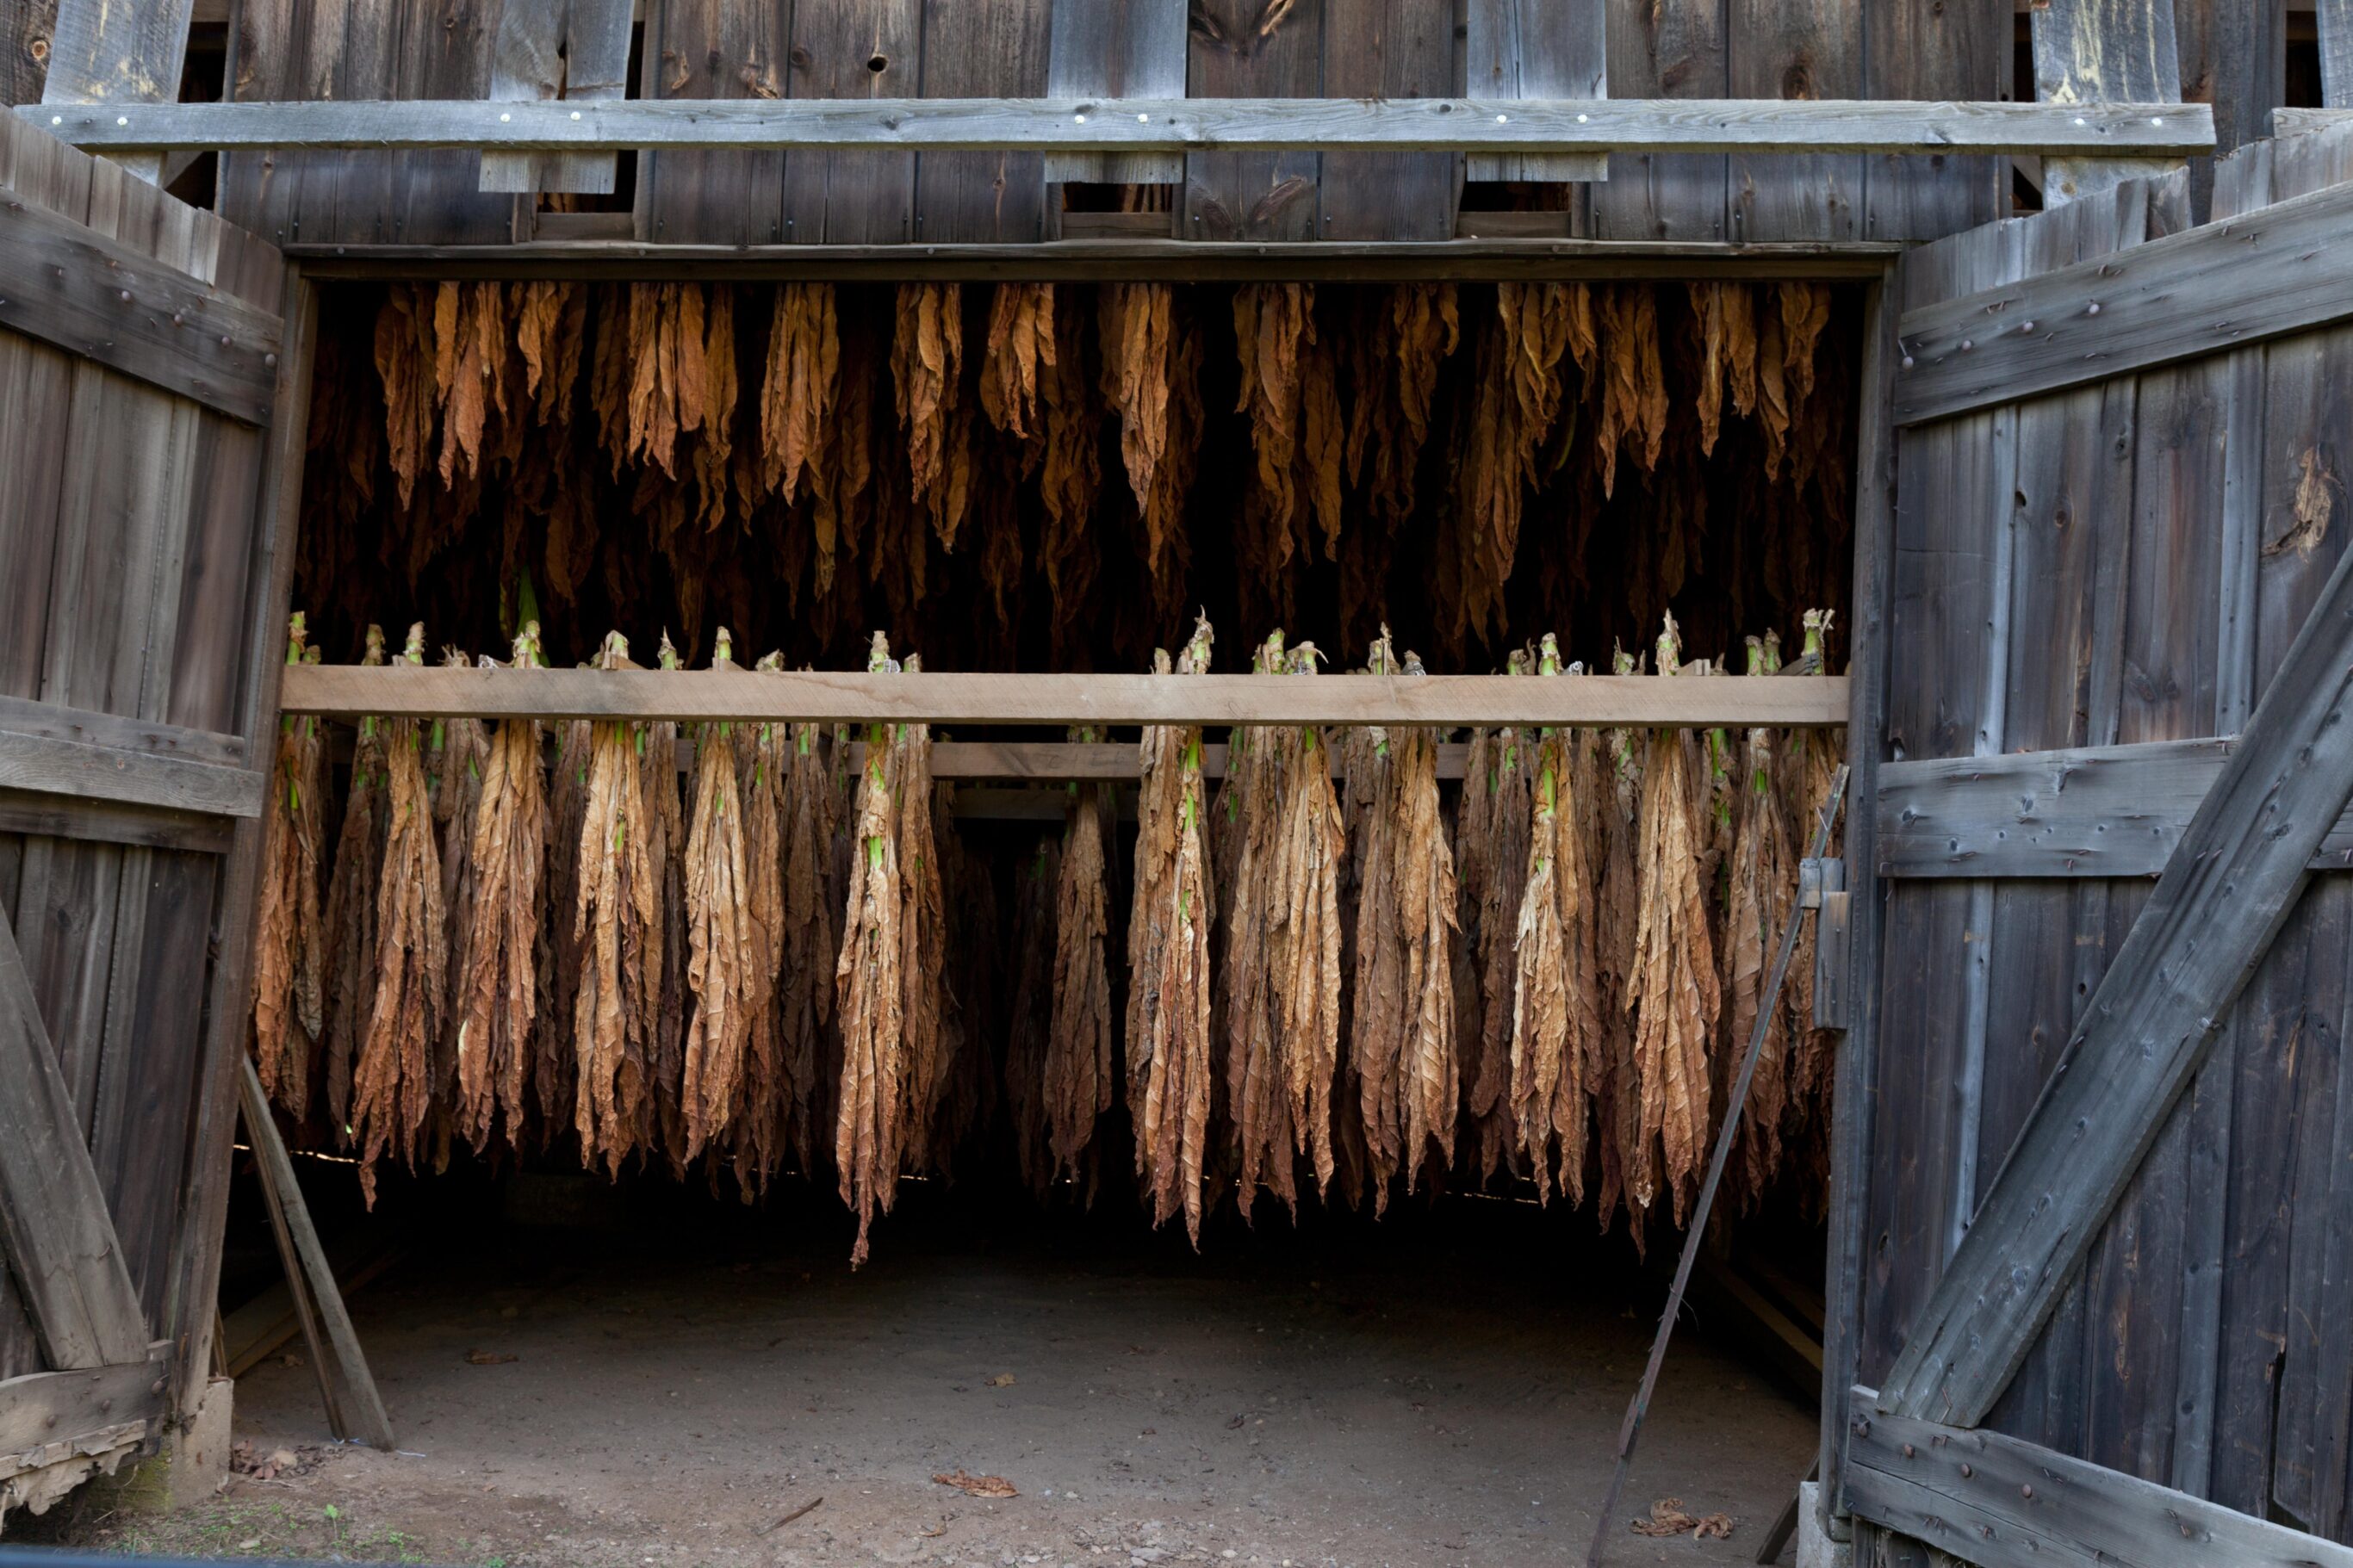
[1803,856,1853,1032]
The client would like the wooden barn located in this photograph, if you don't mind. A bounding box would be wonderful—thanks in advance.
[1,2,2351,1565]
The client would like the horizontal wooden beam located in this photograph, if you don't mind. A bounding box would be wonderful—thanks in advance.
[277,666,1852,729]
[1876,738,2353,877]
[0,186,282,425]
[1841,1387,2353,1568]
[0,1356,168,1468]
[2269,107,2353,138]
[1894,173,2353,425]
[282,237,1904,283]
[22,97,2214,158]
[0,788,237,854]
[0,699,264,820]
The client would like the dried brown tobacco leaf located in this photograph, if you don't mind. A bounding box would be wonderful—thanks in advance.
[891,662,949,1174]
[1594,646,1651,1238]
[514,281,587,428]
[573,632,660,1177]
[1468,649,1536,1181]
[835,635,910,1265]
[1275,641,1345,1199]
[1100,284,1204,621]
[351,626,450,1205]
[1723,635,1797,1212]
[1596,286,1667,498]
[436,284,510,490]
[1627,616,1722,1225]
[1129,623,1217,1243]
[1509,637,1605,1205]
[1038,296,1105,649]
[425,648,489,1169]
[893,284,967,548]
[454,627,548,1153]
[979,282,1053,453]
[536,710,592,1147]
[1447,286,1585,647]
[760,283,840,505]
[729,657,792,1196]
[374,289,436,510]
[1046,753,1116,1191]
[1780,610,1845,1206]
[323,626,392,1138]
[679,631,757,1164]
[1222,634,1301,1222]
[779,713,840,1178]
[254,617,328,1117]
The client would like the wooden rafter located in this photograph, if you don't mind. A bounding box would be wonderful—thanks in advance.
[1875,536,2353,1428]
[276,666,1853,729]
[20,96,2214,158]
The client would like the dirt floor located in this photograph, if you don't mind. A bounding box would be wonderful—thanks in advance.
[26,1184,1816,1567]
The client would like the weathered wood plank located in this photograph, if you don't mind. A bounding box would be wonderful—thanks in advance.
[635,0,794,245]
[1878,739,2353,878]
[0,1356,164,1460]
[1590,0,1726,241]
[2322,0,2353,109]
[1462,0,1605,184]
[40,0,196,185]
[2173,0,2286,222]
[276,666,1852,728]
[25,96,2221,158]
[1841,1388,2353,1568]
[3,2,59,108]
[481,0,635,195]
[0,790,233,855]
[776,0,920,245]
[1182,0,1323,242]
[282,235,1908,283]
[0,727,263,820]
[1318,0,1458,242]
[1876,533,2353,1428]
[1728,0,1862,242]
[0,907,147,1371]
[914,0,1052,244]
[1861,0,2008,244]
[1044,0,1186,185]
[1895,177,2353,427]
[0,178,280,425]
[2030,0,2186,208]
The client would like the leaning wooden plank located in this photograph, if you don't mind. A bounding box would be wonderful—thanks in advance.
[1877,738,2353,878]
[39,0,195,185]
[0,1358,165,1460]
[0,724,264,819]
[1044,0,1186,185]
[1875,538,2353,1428]
[2030,0,2185,207]
[278,667,1853,728]
[25,97,2220,158]
[0,200,279,425]
[236,1057,393,1451]
[1896,177,2353,426]
[0,696,245,769]
[0,908,148,1371]
[481,0,634,195]
[1462,0,1605,183]
[0,789,233,854]
[1842,1387,2353,1568]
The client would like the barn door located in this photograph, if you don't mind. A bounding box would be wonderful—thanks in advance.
[0,109,308,1509]
[1827,121,2353,1568]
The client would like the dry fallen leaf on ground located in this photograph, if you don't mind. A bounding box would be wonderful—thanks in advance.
[933,1469,1018,1498]
[1630,1497,1732,1540]
[464,1349,518,1366]
[984,1373,1016,1388]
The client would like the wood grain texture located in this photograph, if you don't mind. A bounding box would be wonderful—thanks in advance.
[1461,0,1605,183]
[1044,0,1186,184]
[1728,0,1861,242]
[0,1355,164,1460]
[914,0,1052,244]
[31,96,2221,157]
[276,666,1851,727]
[3,0,59,107]
[777,0,920,245]
[1842,1389,2353,1568]
[1590,0,1726,241]
[2031,0,2185,208]
[2323,0,2353,109]
[0,908,147,1371]
[1183,0,1323,242]
[1894,177,2353,427]
[1879,740,2353,879]
[0,167,281,424]
[1861,0,2008,245]
[481,0,634,194]
[0,790,233,854]
[1317,0,1456,242]
[0,722,262,819]
[39,0,195,184]
[636,0,794,245]
[1876,533,2353,1428]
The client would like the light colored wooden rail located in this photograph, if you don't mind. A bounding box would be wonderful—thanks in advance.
[278,666,1851,730]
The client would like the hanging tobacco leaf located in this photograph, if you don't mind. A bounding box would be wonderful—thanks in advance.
[322,625,391,1140]
[254,617,328,1117]
[760,282,841,505]
[893,283,969,548]
[454,625,548,1152]
[679,631,757,1163]
[572,632,659,1177]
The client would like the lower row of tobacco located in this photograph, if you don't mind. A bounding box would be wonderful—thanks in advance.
[251,612,1842,1264]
